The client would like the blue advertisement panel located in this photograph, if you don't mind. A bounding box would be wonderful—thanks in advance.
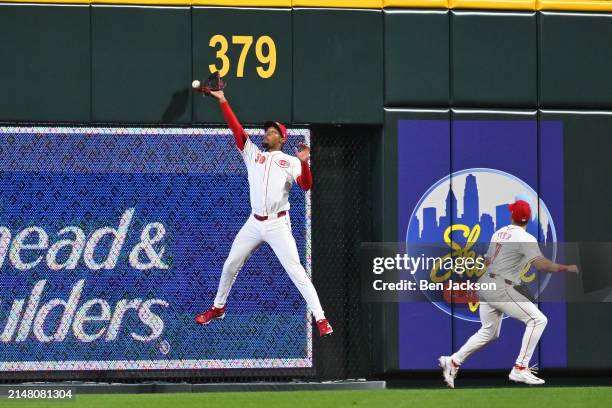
[397,118,452,368]
[0,126,312,371]
[397,117,566,369]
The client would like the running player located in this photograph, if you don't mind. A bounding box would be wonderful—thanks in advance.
[439,200,578,387]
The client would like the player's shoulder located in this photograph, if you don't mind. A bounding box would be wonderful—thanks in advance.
[516,228,538,243]
[501,225,537,242]
[494,225,510,235]
[242,136,259,153]
[491,225,509,240]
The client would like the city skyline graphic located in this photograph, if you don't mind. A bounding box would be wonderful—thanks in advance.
[408,171,552,247]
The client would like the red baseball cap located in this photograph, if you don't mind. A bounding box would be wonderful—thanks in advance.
[264,121,287,142]
[508,200,531,223]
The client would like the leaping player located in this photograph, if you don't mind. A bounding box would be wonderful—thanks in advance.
[439,199,578,387]
[194,89,333,337]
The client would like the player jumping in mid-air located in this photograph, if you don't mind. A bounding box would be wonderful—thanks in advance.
[439,199,578,387]
[193,89,333,337]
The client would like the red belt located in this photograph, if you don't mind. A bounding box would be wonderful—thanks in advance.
[488,273,515,286]
[254,211,286,221]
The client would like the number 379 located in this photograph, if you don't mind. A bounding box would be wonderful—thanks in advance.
[208,35,276,79]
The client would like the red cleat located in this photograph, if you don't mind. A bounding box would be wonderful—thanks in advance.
[316,319,333,337]
[194,306,226,325]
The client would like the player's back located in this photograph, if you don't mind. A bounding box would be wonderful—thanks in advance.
[486,225,541,284]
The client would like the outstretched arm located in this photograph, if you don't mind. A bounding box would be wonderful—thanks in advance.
[209,90,247,151]
[295,143,312,191]
[532,256,579,273]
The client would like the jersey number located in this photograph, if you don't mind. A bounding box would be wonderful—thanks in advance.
[491,243,503,264]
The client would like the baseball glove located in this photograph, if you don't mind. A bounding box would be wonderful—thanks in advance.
[193,71,226,96]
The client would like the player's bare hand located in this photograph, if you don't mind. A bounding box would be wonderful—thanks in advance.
[209,89,226,103]
[294,143,310,162]
[568,264,579,274]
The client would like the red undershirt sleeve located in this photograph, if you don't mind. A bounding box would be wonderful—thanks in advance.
[296,160,312,191]
[219,100,247,151]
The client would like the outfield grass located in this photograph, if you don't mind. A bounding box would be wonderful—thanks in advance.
[12,387,612,408]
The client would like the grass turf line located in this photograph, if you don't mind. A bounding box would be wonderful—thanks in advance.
[12,387,612,408]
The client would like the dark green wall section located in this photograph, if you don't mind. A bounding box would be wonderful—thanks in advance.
[452,11,537,107]
[566,304,612,368]
[91,6,191,123]
[0,5,90,122]
[540,13,612,109]
[542,112,612,368]
[311,125,381,379]
[546,112,612,241]
[293,8,383,124]
[192,7,292,124]
[384,10,449,107]
[2,7,612,123]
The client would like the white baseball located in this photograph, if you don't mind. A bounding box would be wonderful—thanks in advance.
[192,80,200,88]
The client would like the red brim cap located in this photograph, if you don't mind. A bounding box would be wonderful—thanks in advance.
[508,200,531,222]
[264,121,287,140]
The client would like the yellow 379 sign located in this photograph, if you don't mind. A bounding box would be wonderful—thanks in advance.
[208,34,277,79]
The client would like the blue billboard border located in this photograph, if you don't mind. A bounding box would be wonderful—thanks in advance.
[0,126,313,372]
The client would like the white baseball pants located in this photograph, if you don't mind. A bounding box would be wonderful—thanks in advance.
[213,214,325,321]
[452,277,547,368]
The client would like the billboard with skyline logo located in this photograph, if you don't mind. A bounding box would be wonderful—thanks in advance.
[396,118,567,369]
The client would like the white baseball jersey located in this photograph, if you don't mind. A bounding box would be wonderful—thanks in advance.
[485,225,543,284]
[240,137,303,216]
[455,225,549,369]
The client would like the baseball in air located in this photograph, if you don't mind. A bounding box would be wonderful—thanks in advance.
[192,80,200,88]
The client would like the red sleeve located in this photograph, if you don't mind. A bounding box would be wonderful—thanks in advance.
[296,160,312,191]
[219,100,247,151]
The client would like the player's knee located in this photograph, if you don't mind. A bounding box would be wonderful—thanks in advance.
[535,313,548,328]
[526,313,547,328]
[485,331,499,342]
[283,263,307,277]
[283,259,303,271]
[479,327,498,342]
[490,329,501,341]
[223,257,244,272]
[290,274,311,288]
